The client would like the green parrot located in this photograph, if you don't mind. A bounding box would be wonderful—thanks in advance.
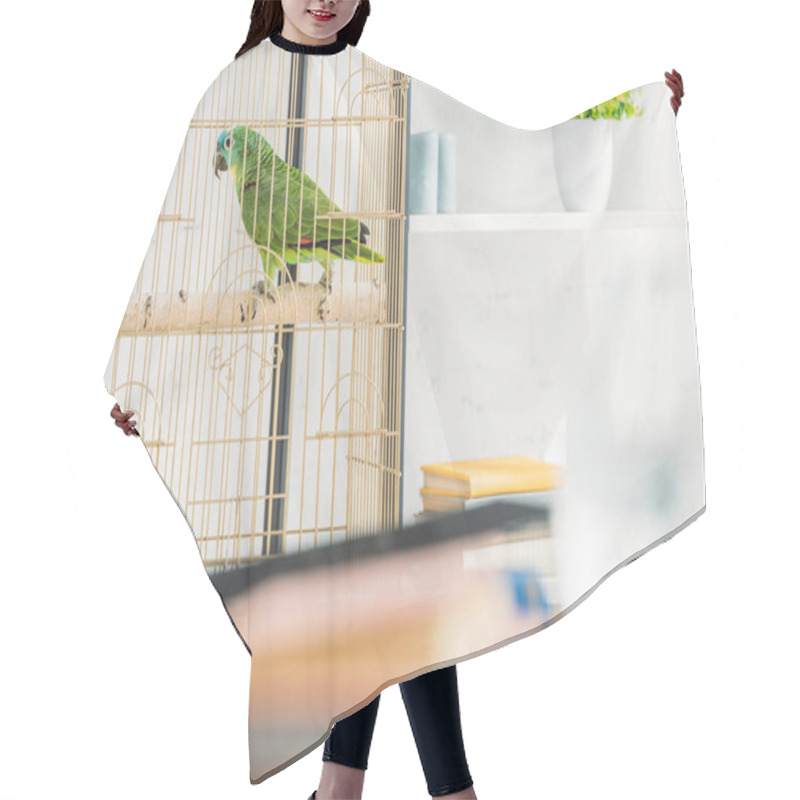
[213,125,384,307]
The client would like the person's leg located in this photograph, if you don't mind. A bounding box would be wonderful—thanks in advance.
[400,665,476,798]
[316,694,382,800]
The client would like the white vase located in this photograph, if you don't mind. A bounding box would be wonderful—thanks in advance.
[551,117,614,212]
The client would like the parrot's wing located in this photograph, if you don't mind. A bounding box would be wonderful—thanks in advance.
[288,165,361,243]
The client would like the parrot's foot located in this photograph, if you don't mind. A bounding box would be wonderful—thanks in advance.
[316,274,334,321]
[252,278,278,304]
[239,279,276,322]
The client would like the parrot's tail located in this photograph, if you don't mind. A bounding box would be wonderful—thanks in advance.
[297,239,386,264]
[341,240,385,263]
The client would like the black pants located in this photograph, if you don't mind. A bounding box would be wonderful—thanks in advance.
[323,664,473,797]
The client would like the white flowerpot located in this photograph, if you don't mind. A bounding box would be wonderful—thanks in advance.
[551,118,614,211]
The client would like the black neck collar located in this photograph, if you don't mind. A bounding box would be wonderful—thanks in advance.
[270,31,349,55]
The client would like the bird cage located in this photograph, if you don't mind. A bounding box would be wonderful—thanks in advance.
[104,46,410,574]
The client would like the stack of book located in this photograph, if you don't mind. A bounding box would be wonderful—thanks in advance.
[412,455,563,613]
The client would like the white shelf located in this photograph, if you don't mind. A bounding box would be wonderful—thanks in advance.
[409,211,685,234]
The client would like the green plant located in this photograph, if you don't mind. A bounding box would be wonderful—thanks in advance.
[572,89,643,120]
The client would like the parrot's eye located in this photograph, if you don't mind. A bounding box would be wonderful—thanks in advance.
[224,136,232,150]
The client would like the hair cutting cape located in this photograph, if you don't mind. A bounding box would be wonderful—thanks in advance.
[103,32,705,784]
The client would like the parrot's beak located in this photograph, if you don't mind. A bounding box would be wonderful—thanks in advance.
[214,147,228,179]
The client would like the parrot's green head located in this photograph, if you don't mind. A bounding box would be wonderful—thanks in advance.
[214,126,274,181]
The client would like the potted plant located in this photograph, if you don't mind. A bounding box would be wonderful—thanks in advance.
[551,89,643,211]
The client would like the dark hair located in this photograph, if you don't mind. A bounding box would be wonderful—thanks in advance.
[235,0,371,59]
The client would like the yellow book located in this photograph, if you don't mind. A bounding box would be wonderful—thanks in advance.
[420,455,563,499]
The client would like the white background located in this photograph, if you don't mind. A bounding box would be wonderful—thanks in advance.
[1,1,797,798]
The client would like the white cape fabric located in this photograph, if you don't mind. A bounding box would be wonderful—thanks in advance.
[103,33,705,784]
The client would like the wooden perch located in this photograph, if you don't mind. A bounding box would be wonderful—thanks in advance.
[117,279,388,335]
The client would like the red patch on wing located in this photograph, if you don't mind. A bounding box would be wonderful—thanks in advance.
[300,237,313,244]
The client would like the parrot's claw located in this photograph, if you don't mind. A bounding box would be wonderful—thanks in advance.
[238,279,277,322]
[251,278,277,304]
[238,299,255,323]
